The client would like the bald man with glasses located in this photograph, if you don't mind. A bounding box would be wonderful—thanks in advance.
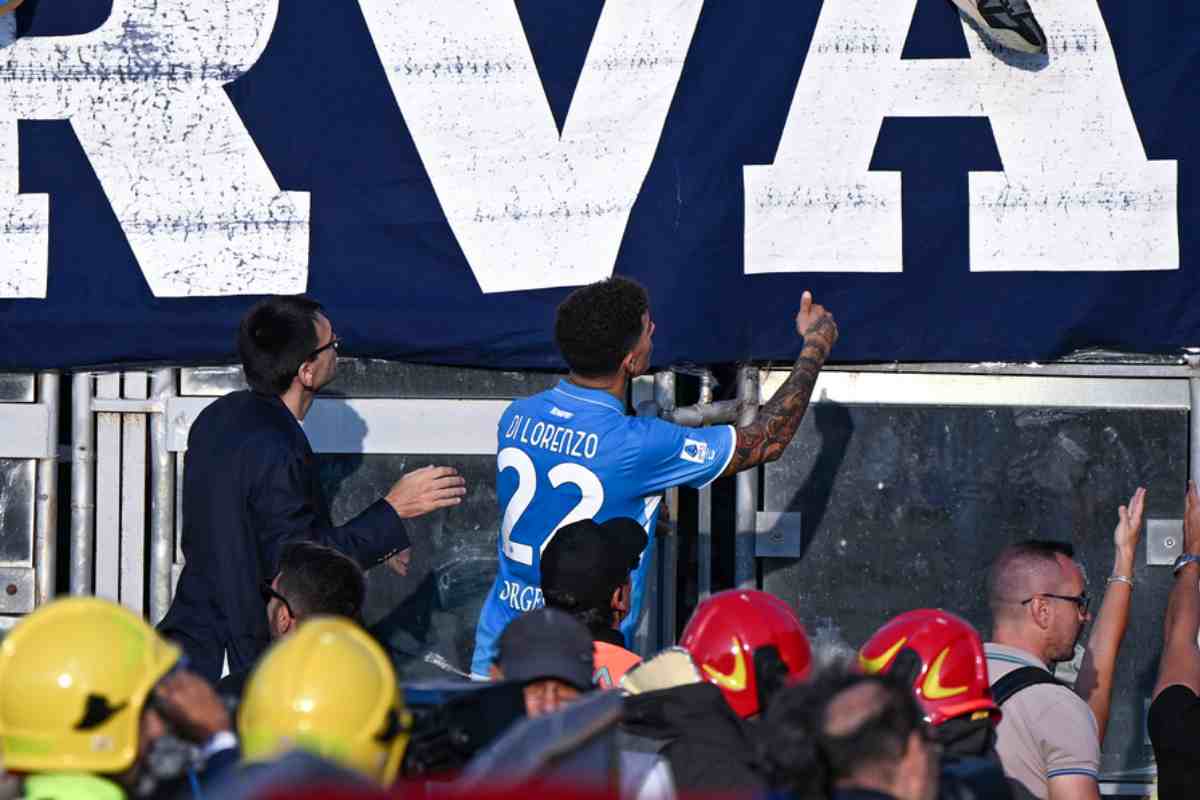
[983,490,1144,800]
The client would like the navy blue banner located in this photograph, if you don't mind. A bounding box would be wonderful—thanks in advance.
[1,0,1196,370]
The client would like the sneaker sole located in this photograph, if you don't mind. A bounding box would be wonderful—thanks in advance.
[949,0,1046,54]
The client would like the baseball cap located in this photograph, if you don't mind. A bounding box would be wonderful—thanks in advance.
[541,518,648,610]
[496,608,594,691]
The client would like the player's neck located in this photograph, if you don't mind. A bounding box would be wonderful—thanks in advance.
[567,372,627,404]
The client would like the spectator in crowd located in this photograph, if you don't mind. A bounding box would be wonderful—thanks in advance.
[490,608,595,719]
[541,517,646,688]
[160,295,466,682]
[1148,481,1200,800]
[236,617,410,787]
[218,541,367,698]
[0,597,235,799]
[471,281,837,677]
[983,488,1143,800]
[984,541,1100,800]
[764,668,939,800]
[858,608,1023,800]
[950,0,1047,54]
[619,589,812,797]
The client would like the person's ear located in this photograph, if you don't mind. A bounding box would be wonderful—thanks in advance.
[612,581,631,613]
[1030,597,1052,631]
[296,357,317,390]
[619,348,638,378]
[273,603,294,636]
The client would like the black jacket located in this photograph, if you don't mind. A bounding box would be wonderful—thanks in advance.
[621,681,767,795]
[158,390,408,681]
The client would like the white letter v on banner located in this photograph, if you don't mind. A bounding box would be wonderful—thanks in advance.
[360,0,704,294]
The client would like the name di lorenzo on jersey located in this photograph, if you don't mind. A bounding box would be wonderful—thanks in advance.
[503,413,601,460]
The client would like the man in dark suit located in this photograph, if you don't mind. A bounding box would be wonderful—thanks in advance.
[159,295,466,682]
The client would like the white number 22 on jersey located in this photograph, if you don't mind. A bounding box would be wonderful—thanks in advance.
[497,447,605,566]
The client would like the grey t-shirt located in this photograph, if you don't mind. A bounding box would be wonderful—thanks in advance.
[985,643,1100,800]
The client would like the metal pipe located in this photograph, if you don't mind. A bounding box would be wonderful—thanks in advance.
[70,372,95,595]
[34,372,60,606]
[90,398,163,414]
[697,371,714,600]
[735,366,759,589]
[664,398,741,427]
[833,361,1189,378]
[149,368,177,624]
[654,371,678,646]
[628,375,657,656]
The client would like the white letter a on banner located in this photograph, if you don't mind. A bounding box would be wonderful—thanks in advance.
[745,0,1177,274]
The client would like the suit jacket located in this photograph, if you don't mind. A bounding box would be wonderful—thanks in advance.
[158,390,408,681]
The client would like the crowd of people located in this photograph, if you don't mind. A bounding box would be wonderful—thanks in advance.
[3,502,1199,800]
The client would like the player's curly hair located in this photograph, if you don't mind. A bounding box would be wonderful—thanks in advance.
[554,277,649,378]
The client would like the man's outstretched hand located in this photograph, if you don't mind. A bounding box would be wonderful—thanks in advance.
[795,290,838,351]
[1113,487,1146,554]
[386,465,466,519]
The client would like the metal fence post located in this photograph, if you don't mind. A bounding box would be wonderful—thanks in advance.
[735,366,759,589]
[34,372,59,605]
[149,369,177,624]
[70,372,95,594]
[654,370,678,644]
[1189,353,1200,486]
[697,370,714,600]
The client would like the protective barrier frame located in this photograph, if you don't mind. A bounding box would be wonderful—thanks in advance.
[0,372,61,628]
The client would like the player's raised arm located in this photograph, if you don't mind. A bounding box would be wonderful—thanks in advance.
[720,291,837,477]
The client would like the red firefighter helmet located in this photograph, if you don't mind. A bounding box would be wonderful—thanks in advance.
[857,608,999,728]
[680,590,812,718]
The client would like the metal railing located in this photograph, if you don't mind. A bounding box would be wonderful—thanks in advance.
[23,358,1194,796]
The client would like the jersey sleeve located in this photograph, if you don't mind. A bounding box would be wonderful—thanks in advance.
[630,418,736,495]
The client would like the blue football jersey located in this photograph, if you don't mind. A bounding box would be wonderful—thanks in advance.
[470,380,735,676]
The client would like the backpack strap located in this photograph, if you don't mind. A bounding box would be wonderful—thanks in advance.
[990,665,1069,706]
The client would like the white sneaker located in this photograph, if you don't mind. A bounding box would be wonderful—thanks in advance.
[950,0,1047,54]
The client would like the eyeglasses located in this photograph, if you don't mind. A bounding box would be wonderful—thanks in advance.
[1021,591,1090,616]
[306,336,341,361]
[260,580,295,617]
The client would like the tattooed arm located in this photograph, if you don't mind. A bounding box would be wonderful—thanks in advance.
[720,291,837,477]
